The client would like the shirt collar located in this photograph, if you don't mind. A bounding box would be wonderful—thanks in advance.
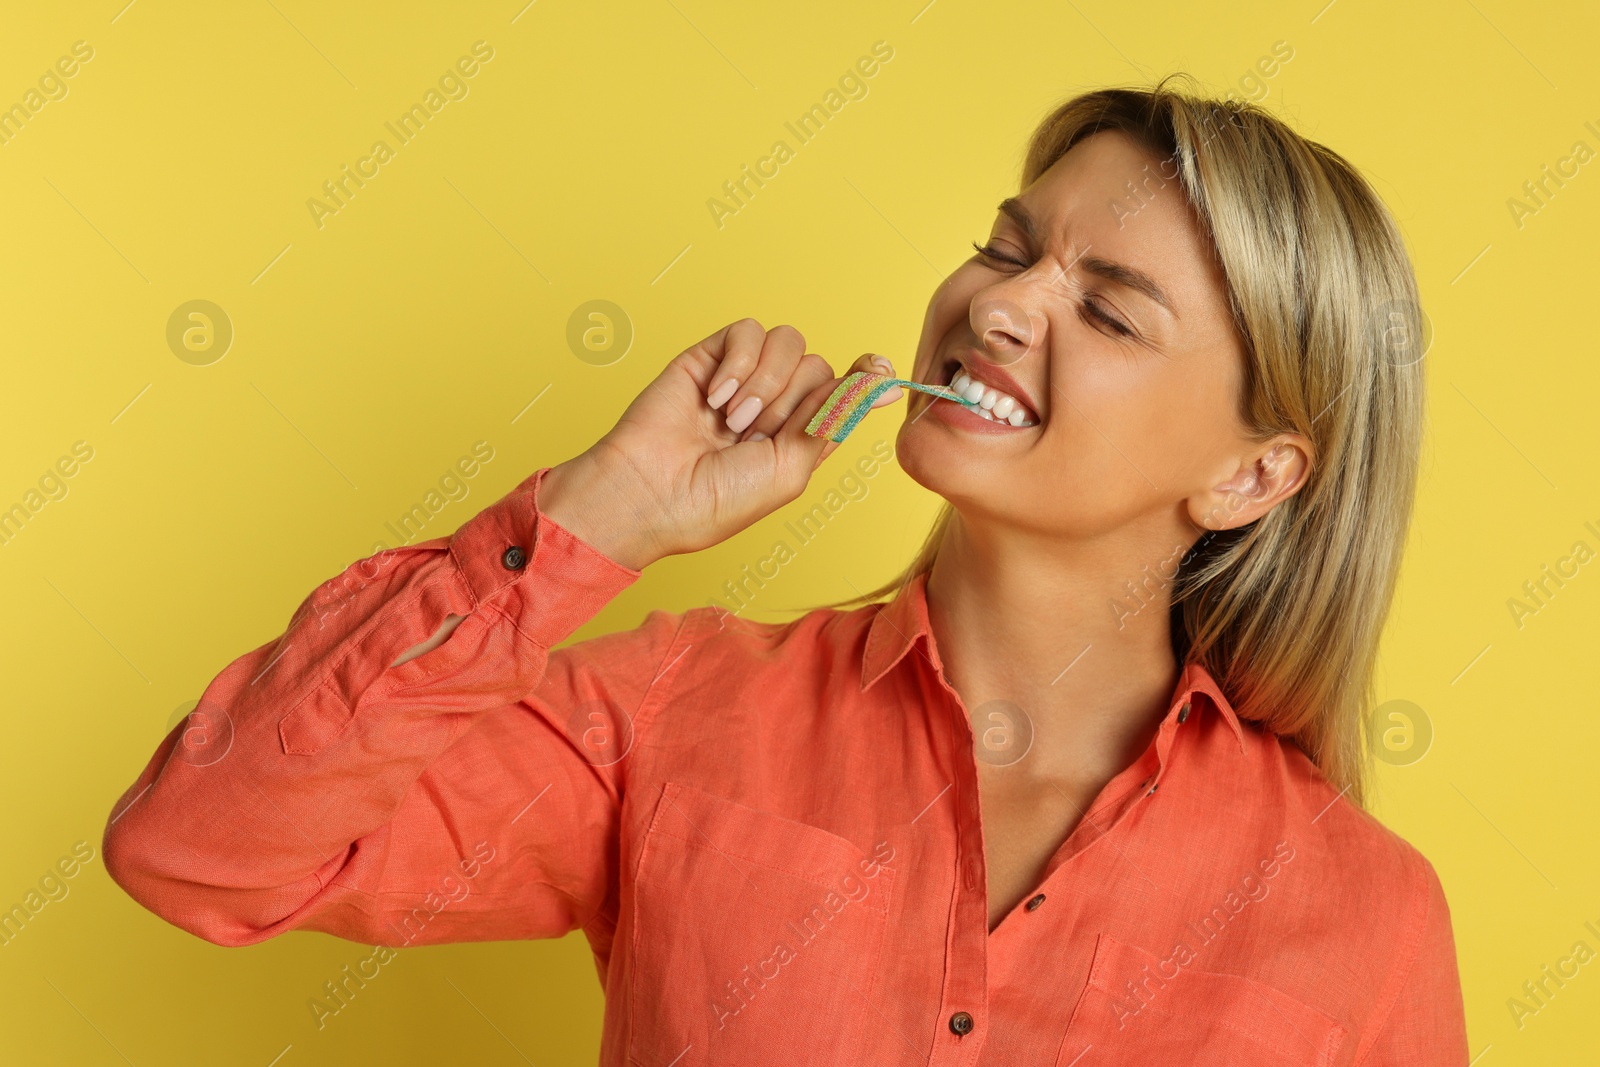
[859,569,1247,753]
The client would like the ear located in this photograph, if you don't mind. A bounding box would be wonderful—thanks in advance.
[1186,434,1313,532]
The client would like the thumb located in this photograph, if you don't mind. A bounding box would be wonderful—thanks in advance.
[857,353,903,407]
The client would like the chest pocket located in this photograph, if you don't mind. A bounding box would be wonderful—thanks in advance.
[627,781,897,1067]
[1057,933,1348,1066]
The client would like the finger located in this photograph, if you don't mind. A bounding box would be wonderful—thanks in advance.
[673,320,739,388]
[702,318,768,411]
[852,353,903,408]
[765,373,856,490]
[737,351,835,442]
[721,325,806,435]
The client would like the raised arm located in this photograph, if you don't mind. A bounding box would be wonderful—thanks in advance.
[101,463,675,947]
[103,319,895,949]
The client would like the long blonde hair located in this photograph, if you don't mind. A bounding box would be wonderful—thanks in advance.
[830,75,1427,807]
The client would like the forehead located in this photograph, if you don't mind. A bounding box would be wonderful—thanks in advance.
[1021,128,1175,221]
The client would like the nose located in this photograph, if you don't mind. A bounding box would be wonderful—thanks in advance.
[971,296,1038,367]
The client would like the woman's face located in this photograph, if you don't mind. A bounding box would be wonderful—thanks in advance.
[898,128,1297,544]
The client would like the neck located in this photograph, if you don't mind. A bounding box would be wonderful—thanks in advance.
[923,509,1187,781]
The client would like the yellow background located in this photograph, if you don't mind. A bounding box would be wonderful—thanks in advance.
[1,0,1595,1062]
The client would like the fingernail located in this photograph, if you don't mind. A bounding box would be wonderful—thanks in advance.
[871,356,894,376]
[871,385,904,407]
[746,430,768,442]
[726,395,763,433]
[707,378,739,409]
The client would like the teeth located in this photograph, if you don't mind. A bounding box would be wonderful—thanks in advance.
[949,369,1037,426]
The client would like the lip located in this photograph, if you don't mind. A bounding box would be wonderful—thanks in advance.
[943,349,1041,423]
[925,392,1030,434]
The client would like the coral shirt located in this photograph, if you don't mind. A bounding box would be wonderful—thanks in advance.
[103,465,1468,1066]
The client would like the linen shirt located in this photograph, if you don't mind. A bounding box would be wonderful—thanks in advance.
[103,464,1469,1066]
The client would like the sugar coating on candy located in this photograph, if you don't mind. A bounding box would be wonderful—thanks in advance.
[804,371,975,443]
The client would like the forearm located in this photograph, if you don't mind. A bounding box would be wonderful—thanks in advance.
[389,454,660,670]
[102,465,644,946]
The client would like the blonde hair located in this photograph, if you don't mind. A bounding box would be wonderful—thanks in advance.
[830,74,1427,806]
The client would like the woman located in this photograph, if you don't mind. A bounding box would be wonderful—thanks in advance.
[103,77,1467,1065]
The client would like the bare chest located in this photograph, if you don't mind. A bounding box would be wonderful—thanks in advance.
[977,770,1101,932]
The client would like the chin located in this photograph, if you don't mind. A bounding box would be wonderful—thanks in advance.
[894,413,976,504]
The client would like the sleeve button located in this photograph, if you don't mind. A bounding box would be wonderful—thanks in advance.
[502,546,527,570]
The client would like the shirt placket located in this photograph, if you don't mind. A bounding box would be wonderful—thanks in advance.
[928,669,991,1065]
[1039,705,1188,883]
[941,690,1195,1066]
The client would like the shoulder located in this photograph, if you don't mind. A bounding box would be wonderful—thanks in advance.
[1249,734,1461,1033]
[1265,736,1439,895]
[550,596,874,694]
[1240,732,1445,911]
[669,599,878,682]
[1200,730,1465,1052]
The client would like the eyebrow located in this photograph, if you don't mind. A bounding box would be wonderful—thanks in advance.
[997,197,1176,316]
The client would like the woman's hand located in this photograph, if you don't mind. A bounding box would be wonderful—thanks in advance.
[539,318,901,571]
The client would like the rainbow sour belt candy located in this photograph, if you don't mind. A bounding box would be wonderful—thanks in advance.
[803,370,978,443]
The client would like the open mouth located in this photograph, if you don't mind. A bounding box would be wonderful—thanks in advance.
[938,358,1039,427]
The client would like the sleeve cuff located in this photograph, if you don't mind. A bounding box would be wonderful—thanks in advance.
[448,466,643,650]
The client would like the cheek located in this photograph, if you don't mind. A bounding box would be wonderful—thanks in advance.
[1062,354,1232,492]
[1034,352,1200,504]
[1043,363,1149,475]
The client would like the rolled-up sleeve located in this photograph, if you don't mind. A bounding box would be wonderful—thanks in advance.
[102,465,686,950]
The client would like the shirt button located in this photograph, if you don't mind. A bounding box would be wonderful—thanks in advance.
[1025,893,1046,911]
[1177,701,1191,723]
[501,546,527,570]
[949,1011,975,1036]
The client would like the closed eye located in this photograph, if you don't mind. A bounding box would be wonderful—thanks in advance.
[1080,298,1134,337]
[971,240,1027,269]
[971,240,1136,339]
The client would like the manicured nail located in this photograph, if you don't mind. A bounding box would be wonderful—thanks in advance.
[871,385,904,407]
[746,430,768,442]
[871,356,894,376]
[707,378,739,409]
[726,395,763,433]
